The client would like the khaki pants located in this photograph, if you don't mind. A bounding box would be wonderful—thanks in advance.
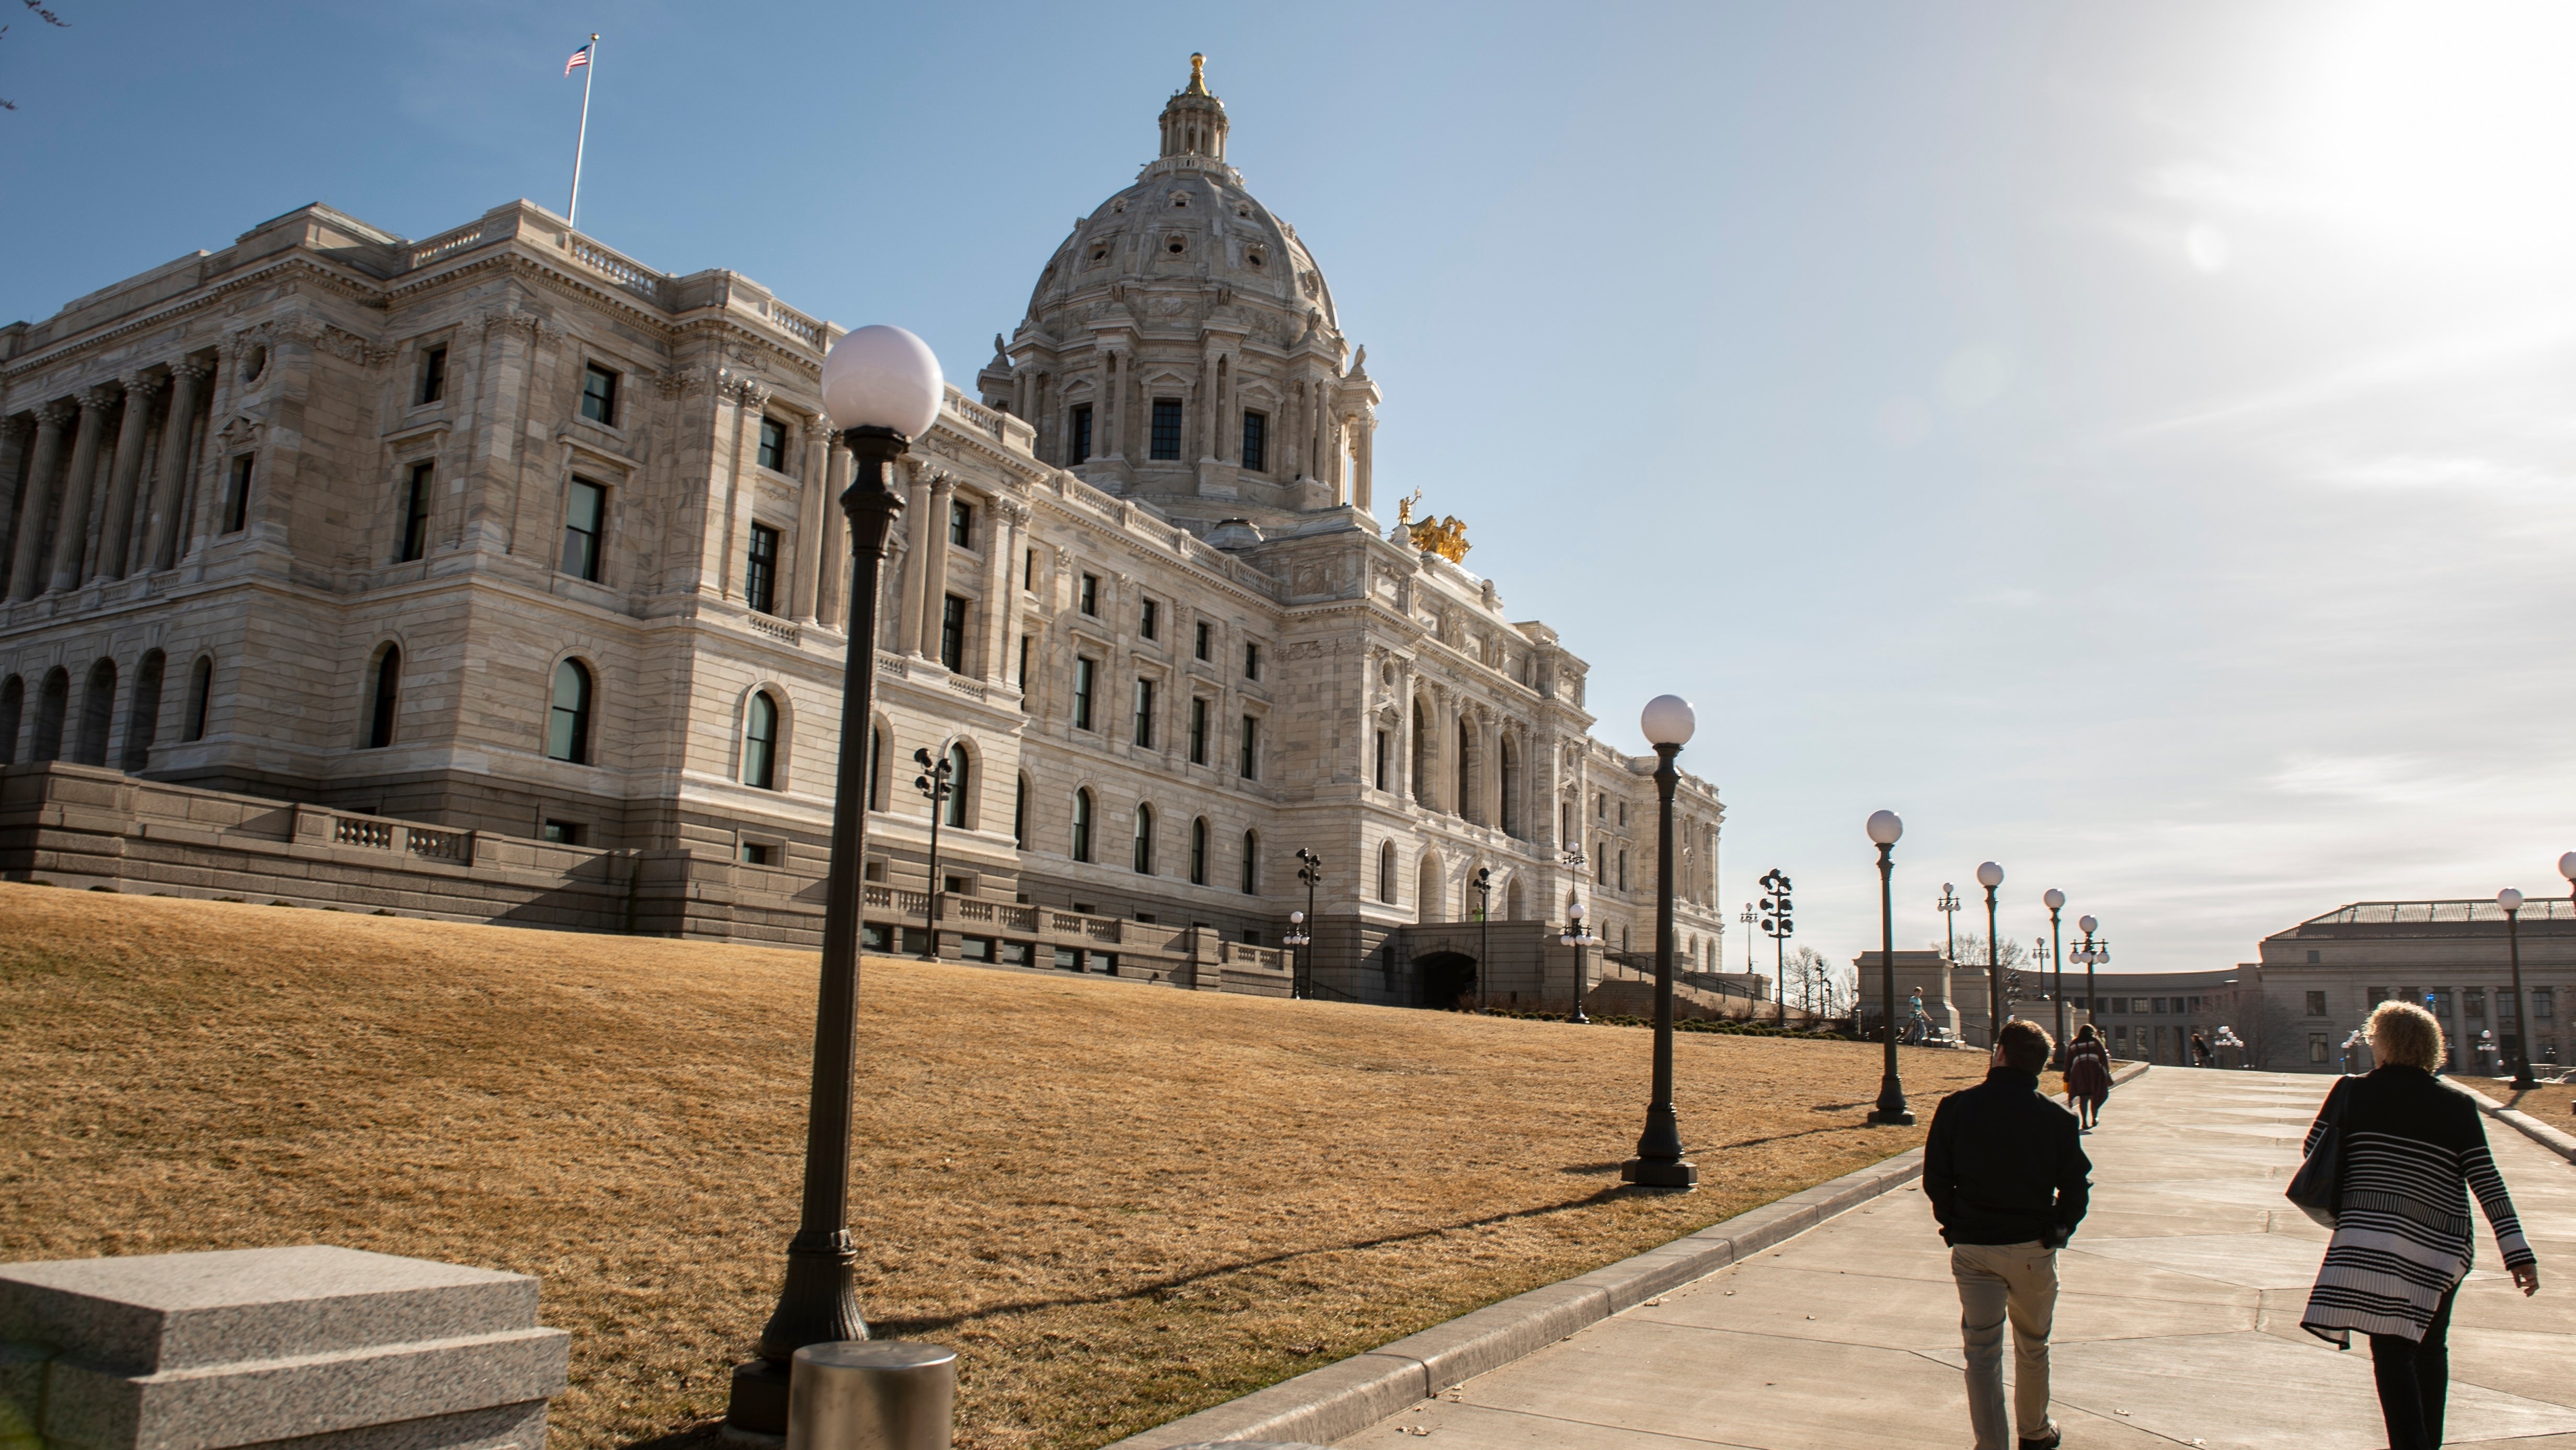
[1952,1241,2058,1450]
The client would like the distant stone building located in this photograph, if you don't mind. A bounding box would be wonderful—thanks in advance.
[0,59,1728,1005]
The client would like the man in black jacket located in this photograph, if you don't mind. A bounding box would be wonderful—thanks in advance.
[1925,1018,2092,1450]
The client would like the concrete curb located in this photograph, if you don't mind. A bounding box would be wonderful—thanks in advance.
[2447,1079,2576,1164]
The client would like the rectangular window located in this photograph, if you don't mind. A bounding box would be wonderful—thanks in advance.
[950,499,973,548]
[2500,989,2520,1020]
[399,461,434,563]
[1240,410,1268,472]
[1068,403,1094,464]
[745,523,780,614]
[757,417,788,472]
[740,842,773,866]
[1375,729,1389,790]
[1133,678,1156,748]
[1023,548,1038,591]
[2309,1034,2329,1064]
[540,819,582,845]
[1238,715,1258,779]
[940,594,968,671]
[1073,656,1097,731]
[1018,634,1032,688]
[560,478,605,581]
[1194,620,1211,660]
[1244,642,1261,680]
[1150,398,1184,460]
[2467,988,2488,1019]
[225,455,253,533]
[1140,598,1159,640]
[1079,573,1099,615]
[2110,998,2128,1014]
[417,345,447,406]
[1189,697,1209,764]
[2538,988,2556,1020]
[2305,990,2328,1017]
[580,363,619,426]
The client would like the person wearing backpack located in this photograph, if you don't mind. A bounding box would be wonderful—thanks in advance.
[2297,1000,2541,1450]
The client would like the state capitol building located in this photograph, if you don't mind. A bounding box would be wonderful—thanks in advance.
[0,60,1733,1008]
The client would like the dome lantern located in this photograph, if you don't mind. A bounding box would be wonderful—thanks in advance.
[1159,53,1227,162]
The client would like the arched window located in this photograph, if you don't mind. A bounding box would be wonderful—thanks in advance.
[546,659,592,763]
[1190,817,1209,885]
[182,656,213,742]
[1071,787,1094,862]
[743,691,779,788]
[1239,829,1259,894]
[0,676,21,764]
[1416,853,1442,922]
[1378,840,1397,903]
[1498,734,1517,837]
[365,645,400,750]
[124,650,166,771]
[1506,876,1525,921]
[1455,718,1472,820]
[1132,803,1155,874]
[74,658,116,766]
[1412,700,1432,806]
[868,725,888,811]
[31,667,68,762]
[1013,773,1030,848]
[944,743,970,827]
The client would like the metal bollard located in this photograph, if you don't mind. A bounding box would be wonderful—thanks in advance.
[785,1341,956,1450]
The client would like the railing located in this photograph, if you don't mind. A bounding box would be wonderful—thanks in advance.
[334,817,394,849]
[408,223,492,269]
[749,615,800,645]
[945,676,987,702]
[765,301,823,348]
[944,392,1008,441]
[1085,917,1122,943]
[567,236,660,300]
[406,827,472,864]
[1223,941,1287,972]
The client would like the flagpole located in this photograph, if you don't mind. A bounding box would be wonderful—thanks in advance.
[568,33,598,227]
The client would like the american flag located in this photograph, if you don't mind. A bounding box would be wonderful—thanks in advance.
[564,42,593,76]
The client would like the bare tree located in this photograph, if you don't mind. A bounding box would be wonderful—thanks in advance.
[2237,990,2308,1071]
[2,1,71,112]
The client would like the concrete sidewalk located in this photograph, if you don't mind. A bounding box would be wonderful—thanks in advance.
[1338,1069,2576,1450]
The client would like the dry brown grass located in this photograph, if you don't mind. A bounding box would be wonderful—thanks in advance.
[2464,1076,2576,1123]
[0,884,1988,1450]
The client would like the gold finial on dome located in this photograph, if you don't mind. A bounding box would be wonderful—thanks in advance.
[1185,52,1210,95]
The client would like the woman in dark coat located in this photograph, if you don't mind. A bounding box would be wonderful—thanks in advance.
[2062,1023,2111,1128]
[2300,1000,2541,1450]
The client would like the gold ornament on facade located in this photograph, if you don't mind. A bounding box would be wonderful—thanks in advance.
[1397,490,1471,563]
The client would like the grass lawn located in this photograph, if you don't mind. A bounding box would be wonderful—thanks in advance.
[2464,1076,2576,1123]
[0,885,1990,1450]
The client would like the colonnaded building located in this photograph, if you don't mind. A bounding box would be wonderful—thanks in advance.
[0,60,1732,1008]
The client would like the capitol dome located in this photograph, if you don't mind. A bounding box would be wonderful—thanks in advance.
[979,56,1382,529]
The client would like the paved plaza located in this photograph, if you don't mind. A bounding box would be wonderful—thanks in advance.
[1338,1069,2576,1450]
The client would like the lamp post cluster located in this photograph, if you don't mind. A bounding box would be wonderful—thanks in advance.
[912,746,953,962]
[1560,898,1601,1023]
[1286,848,1321,1000]
[1758,868,1793,1027]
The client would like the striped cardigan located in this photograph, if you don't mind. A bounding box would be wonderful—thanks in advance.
[2299,1066,2536,1346]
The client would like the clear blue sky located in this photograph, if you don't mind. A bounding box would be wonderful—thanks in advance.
[9,2,2574,979]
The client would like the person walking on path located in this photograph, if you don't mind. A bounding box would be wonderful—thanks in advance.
[2191,1030,2211,1068]
[2299,1000,2540,1450]
[2062,1024,2111,1129]
[1926,1018,2091,1450]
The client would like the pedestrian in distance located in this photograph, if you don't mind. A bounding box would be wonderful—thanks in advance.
[1925,1018,2090,1450]
[2191,1030,2211,1068]
[2298,1000,2539,1450]
[2062,1023,2111,1130]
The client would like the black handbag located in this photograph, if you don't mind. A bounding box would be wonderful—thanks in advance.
[2286,1080,2352,1228]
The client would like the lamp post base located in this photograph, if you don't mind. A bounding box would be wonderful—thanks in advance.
[1866,1109,1916,1126]
[722,1359,794,1438]
[1619,1156,1698,1189]
[2514,1070,2540,1090]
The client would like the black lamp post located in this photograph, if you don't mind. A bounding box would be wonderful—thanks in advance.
[1938,883,1962,965]
[2042,889,2066,1060]
[1758,867,1792,1027]
[1867,809,1912,1125]
[1622,694,1698,1190]
[2073,914,2106,1055]
[1287,848,1320,999]
[1561,897,1601,1022]
[1473,866,1493,1010]
[1975,861,2005,1046]
[912,745,953,962]
[726,324,946,1436]
[1739,901,1755,971]
[2500,888,2538,1089]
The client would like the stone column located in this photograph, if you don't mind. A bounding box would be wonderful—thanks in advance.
[1351,414,1375,513]
[790,415,827,623]
[0,415,31,592]
[94,373,163,583]
[141,360,209,574]
[47,388,114,593]
[815,438,850,630]
[983,501,1022,684]
[8,403,72,601]
[895,463,929,654]
[917,475,956,660]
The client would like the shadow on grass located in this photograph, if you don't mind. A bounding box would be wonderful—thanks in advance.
[867,1187,1633,1338]
[622,1423,724,1450]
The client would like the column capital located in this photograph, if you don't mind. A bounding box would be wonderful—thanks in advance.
[119,370,167,399]
[37,398,77,427]
[77,384,117,411]
[169,357,215,383]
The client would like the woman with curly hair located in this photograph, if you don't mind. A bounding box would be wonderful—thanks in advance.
[2061,1023,2111,1129]
[2299,1000,2541,1449]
